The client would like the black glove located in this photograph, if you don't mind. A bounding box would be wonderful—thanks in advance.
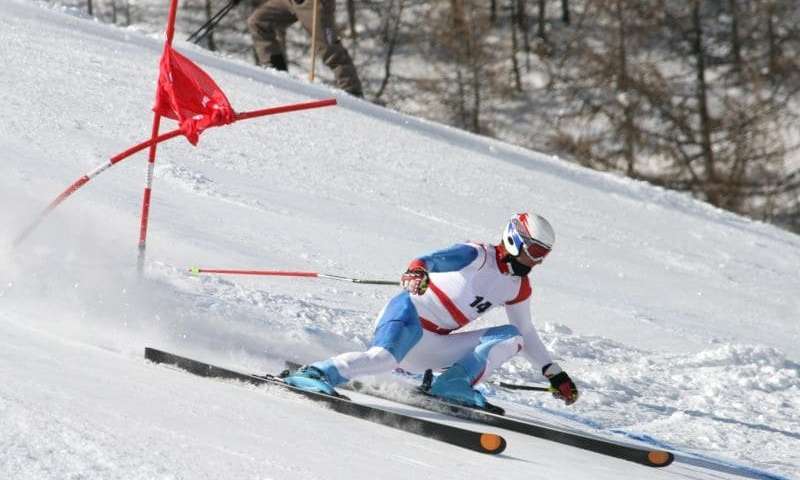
[543,363,579,406]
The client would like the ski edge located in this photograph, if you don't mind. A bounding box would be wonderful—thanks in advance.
[143,347,506,456]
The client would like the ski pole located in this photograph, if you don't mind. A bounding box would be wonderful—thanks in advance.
[187,0,239,45]
[189,267,399,286]
[493,381,556,393]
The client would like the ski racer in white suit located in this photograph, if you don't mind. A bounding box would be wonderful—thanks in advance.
[285,213,579,409]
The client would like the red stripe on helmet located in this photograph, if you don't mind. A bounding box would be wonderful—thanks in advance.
[517,213,531,236]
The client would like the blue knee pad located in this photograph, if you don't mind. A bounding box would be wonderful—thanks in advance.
[370,291,423,363]
[457,324,521,382]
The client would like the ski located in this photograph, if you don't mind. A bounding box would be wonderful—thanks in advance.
[281,361,673,467]
[144,348,507,455]
[356,382,673,467]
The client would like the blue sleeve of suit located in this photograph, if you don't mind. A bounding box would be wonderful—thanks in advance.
[416,243,479,273]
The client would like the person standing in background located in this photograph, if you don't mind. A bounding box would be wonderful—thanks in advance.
[247,0,363,97]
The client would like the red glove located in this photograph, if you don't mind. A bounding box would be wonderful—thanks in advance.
[543,363,579,406]
[401,268,429,295]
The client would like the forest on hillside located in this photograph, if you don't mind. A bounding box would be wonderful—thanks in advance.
[49,0,800,232]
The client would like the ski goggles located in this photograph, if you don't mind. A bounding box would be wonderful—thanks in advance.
[503,218,551,261]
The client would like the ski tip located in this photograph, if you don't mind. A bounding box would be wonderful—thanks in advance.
[144,347,159,360]
[189,267,200,275]
[646,450,674,467]
[479,433,507,455]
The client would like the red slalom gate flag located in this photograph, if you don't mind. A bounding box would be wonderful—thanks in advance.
[153,46,235,145]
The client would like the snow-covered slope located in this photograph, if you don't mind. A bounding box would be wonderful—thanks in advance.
[1,1,799,479]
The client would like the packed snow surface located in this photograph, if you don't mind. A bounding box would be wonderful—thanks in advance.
[1,1,799,479]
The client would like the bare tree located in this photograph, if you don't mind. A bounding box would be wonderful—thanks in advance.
[375,0,406,100]
[549,0,797,219]
[430,0,494,133]
[549,0,662,176]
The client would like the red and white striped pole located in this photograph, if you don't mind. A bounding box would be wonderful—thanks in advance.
[136,115,162,274]
[137,0,180,275]
[190,267,398,286]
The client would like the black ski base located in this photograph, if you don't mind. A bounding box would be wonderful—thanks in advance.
[144,348,507,455]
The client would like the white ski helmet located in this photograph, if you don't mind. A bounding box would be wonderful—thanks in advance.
[502,212,555,262]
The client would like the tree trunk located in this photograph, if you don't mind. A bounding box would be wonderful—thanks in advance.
[456,67,468,129]
[537,0,547,42]
[471,63,481,133]
[123,0,131,26]
[510,0,523,91]
[729,0,742,76]
[470,48,482,133]
[87,0,93,16]
[448,0,482,133]
[466,3,481,133]
[765,2,778,78]
[205,0,217,51]
[692,0,718,204]
[561,0,570,25]
[517,0,531,70]
[616,0,635,176]
[347,0,357,41]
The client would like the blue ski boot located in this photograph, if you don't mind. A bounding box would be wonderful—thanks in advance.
[282,365,339,396]
[428,364,489,409]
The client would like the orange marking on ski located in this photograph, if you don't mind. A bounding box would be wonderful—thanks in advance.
[480,433,503,452]
[647,451,672,466]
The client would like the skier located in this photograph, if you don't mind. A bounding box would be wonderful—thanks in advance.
[284,212,579,409]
